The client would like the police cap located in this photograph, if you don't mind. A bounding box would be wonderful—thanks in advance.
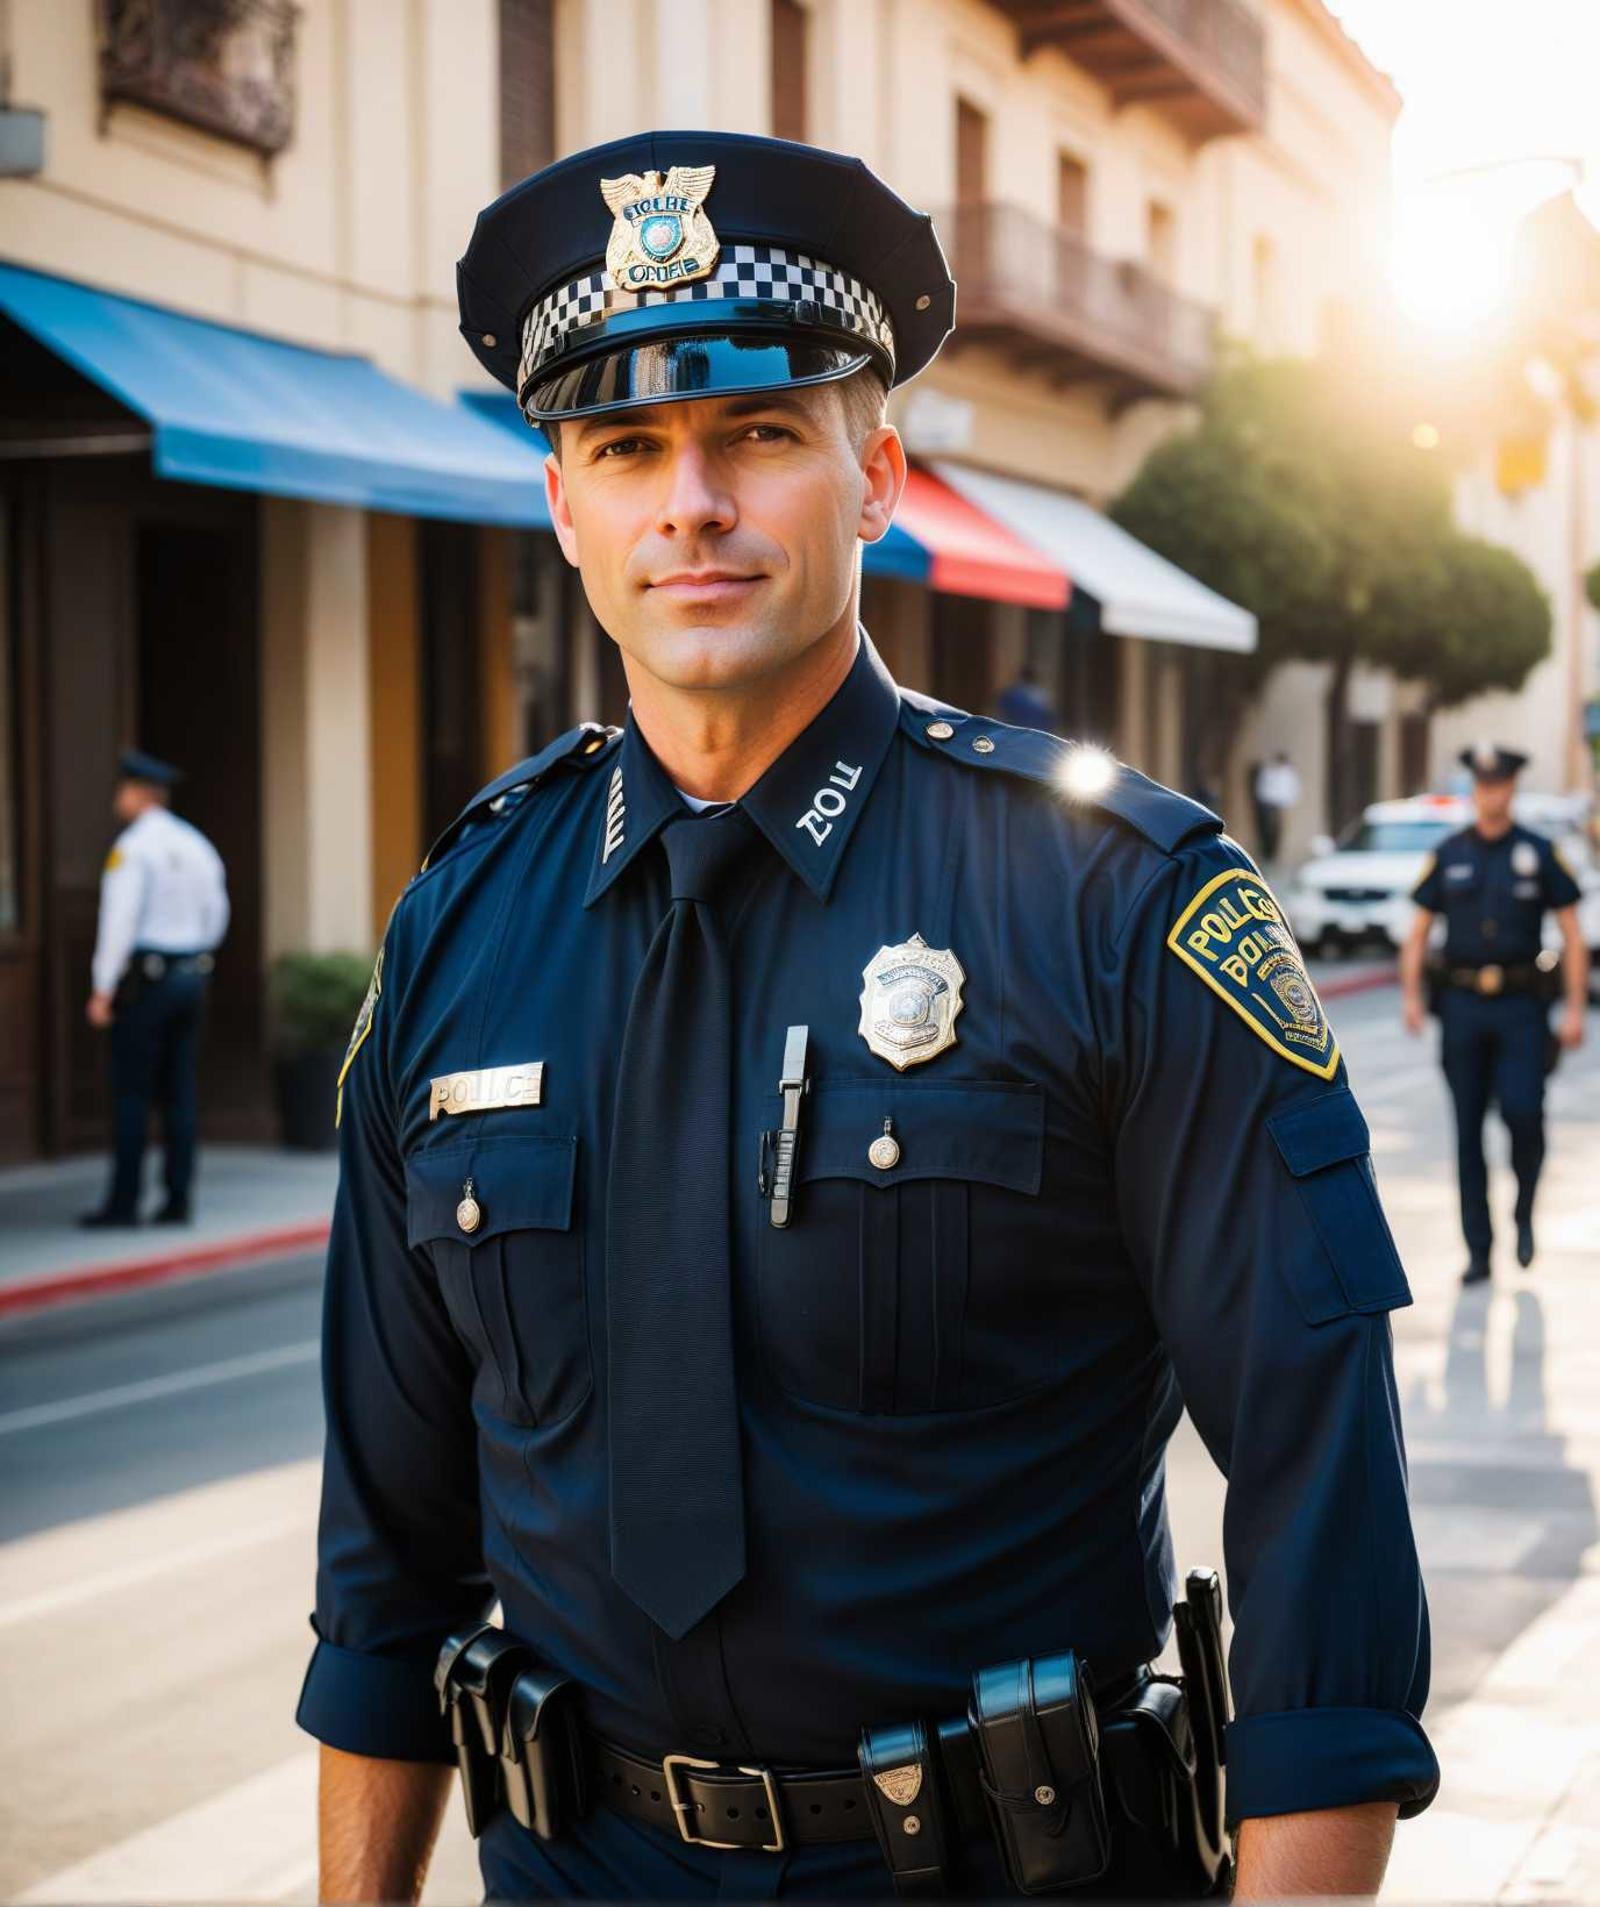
[1459,740,1528,782]
[118,748,183,788]
[457,131,955,423]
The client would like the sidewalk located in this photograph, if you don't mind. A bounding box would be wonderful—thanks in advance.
[0,1146,338,1315]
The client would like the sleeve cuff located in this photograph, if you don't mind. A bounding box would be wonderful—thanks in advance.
[295,1633,454,1764]
[1225,1706,1440,1822]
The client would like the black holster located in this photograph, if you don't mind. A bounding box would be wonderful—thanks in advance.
[859,1716,960,1896]
[969,1650,1112,1895]
[1100,1572,1233,1898]
[501,1661,588,1840]
[435,1624,534,1837]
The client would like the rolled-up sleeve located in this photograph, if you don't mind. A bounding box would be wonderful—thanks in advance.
[295,926,492,1762]
[1102,838,1438,1823]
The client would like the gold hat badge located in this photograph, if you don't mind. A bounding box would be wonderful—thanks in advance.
[600,165,721,292]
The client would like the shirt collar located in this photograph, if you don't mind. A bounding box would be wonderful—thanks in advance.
[584,630,901,907]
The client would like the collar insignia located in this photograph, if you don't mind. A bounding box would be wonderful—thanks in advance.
[600,165,720,291]
[859,934,966,1070]
[602,763,626,864]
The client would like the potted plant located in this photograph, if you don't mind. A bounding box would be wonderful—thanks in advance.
[270,951,374,1151]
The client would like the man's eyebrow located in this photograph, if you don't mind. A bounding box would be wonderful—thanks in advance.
[571,406,669,445]
[719,391,815,420]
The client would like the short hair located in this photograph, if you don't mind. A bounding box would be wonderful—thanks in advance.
[545,366,889,462]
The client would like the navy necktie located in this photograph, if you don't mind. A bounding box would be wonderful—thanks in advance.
[607,804,757,1639]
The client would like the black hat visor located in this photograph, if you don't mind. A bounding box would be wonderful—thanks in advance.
[522,301,877,423]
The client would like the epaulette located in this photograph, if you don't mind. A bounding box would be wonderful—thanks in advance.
[420,721,621,871]
[897,693,1218,857]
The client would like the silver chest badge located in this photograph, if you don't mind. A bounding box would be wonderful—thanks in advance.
[858,934,966,1070]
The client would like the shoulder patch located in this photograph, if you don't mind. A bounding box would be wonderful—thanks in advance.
[335,946,383,1128]
[1166,866,1339,1081]
[104,847,124,873]
[897,699,1219,855]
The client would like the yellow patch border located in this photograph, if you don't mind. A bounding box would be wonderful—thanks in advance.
[1165,866,1340,1081]
[335,946,384,1128]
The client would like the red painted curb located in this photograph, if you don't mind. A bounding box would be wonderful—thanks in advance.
[0,1219,332,1321]
[1318,966,1400,1001]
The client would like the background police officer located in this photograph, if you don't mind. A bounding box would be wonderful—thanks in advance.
[298,131,1435,1902]
[81,749,229,1228]
[1401,743,1588,1284]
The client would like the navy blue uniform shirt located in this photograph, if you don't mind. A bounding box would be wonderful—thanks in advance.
[1413,823,1580,964]
[298,635,1437,1836]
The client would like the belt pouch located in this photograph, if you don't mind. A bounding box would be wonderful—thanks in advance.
[434,1626,532,1837]
[858,1717,956,1896]
[502,1665,587,1840]
[968,1651,1111,1895]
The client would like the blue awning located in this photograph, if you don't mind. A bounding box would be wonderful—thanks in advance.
[0,261,552,527]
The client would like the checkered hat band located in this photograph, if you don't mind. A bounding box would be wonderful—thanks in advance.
[518,246,894,389]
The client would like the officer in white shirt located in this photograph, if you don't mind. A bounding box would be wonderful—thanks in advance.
[82,750,230,1228]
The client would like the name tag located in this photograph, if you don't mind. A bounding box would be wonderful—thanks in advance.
[429,1063,545,1121]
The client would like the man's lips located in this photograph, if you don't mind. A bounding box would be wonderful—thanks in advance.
[646,571,764,600]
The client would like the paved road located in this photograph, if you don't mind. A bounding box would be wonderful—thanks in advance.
[0,985,1595,1902]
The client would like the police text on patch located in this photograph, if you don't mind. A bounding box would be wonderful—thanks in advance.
[1165,867,1339,1080]
[429,1063,546,1121]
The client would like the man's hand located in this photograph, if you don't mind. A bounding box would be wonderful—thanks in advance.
[86,991,114,1029]
[318,1744,453,1905]
[1559,1002,1586,1050]
[1235,1801,1399,1898]
[1398,909,1433,1038]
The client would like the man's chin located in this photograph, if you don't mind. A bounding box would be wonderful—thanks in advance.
[628,620,799,692]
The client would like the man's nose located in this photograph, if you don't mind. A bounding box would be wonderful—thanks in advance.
[654,443,736,538]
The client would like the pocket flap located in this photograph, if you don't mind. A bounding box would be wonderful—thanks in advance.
[404,1135,577,1248]
[795,1079,1043,1194]
[1266,1088,1370,1177]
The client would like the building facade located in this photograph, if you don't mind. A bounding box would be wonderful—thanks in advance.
[0,0,1398,1157]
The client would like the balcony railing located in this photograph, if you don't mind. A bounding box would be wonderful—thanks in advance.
[991,0,1267,138]
[937,201,1216,402]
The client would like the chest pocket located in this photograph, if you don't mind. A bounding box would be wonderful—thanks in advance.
[405,1134,590,1427]
[756,1079,1050,1414]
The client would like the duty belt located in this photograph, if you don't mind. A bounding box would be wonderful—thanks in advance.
[129,949,215,980]
[587,1672,1144,1852]
[1440,961,1543,997]
[436,1571,1234,1897]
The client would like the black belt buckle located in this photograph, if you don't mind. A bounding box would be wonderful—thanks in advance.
[968,1650,1111,1895]
[501,1663,587,1841]
[662,1754,787,1852]
[435,1624,532,1838]
[859,1717,955,1896]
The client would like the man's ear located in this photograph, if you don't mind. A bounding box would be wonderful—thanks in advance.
[545,451,581,568]
[856,423,907,547]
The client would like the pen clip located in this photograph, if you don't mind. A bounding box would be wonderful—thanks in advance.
[769,1024,810,1229]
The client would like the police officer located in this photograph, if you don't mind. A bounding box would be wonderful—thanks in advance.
[298,133,1436,1901]
[1401,742,1588,1284]
[81,749,229,1227]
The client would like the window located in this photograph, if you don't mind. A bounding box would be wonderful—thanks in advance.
[1057,152,1089,238]
[1146,199,1176,279]
[500,0,556,189]
[770,0,809,143]
[955,97,988,203]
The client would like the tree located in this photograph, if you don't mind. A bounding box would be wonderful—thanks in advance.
[1112,357,1550,825]
[1586,558,1600,616]
[1387,534,1551,710]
